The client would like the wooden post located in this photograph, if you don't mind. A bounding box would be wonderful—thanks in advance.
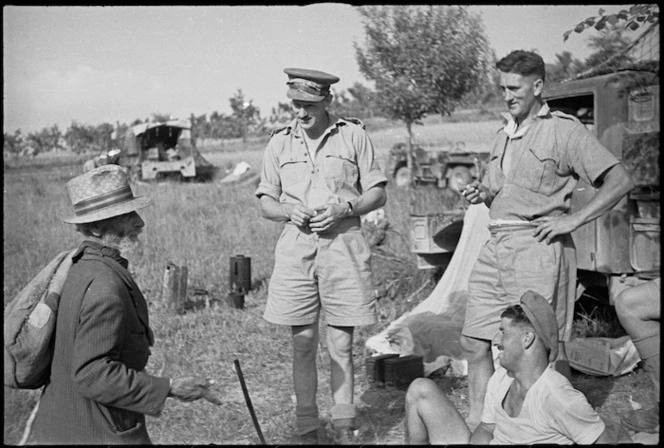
[162,262,188,314]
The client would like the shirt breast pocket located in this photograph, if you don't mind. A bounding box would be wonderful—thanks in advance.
[279,155,310,187]
[518,144,560,195]
[324,152,358,184]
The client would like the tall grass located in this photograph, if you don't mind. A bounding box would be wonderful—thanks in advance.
[3,118,494,444]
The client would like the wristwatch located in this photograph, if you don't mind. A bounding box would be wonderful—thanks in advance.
[346,201,354,216]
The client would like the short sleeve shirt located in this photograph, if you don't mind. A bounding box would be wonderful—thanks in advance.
[482,367,605,445]
[482,104,620,221]
[255,115,387,209]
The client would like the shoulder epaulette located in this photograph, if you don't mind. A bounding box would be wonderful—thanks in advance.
[341,117,366,130]
[269,126,288,137]
[551,110,581,123]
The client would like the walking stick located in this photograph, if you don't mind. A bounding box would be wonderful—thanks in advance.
[233,359,266,445]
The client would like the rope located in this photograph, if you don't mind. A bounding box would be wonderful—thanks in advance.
[18,396,41,445]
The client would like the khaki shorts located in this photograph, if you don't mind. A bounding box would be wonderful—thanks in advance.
[263,219,376,327]
[462,226,576,342]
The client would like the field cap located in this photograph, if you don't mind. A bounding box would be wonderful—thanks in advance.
[62,164,152,224]
[520,290,559,362]
[284,67,340,102]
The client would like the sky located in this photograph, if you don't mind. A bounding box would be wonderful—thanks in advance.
[3,4,643,134]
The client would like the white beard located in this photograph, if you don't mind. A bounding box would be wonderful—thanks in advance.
[118,234,144,260]
[102,232,144,260]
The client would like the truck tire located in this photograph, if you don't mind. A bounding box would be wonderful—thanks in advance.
[447,166,471,192]
[394,166,411,187]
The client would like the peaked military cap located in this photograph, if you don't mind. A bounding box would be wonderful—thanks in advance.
[284,67,340,102]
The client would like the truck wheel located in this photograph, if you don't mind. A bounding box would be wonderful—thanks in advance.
[394,166,411,187]
[447,166,471,192]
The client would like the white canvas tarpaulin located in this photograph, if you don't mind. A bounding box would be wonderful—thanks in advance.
[365,203,491,376]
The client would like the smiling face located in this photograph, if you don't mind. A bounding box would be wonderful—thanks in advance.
[291,95,331,136]
[493,317,527,371]
[499,71,543,123]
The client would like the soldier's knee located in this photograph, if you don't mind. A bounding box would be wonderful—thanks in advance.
[292,327,318,355]
[406,378,437,403]
[615,285,652,320]
[460,335,491,360]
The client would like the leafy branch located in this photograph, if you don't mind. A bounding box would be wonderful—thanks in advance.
[563,4,659,41]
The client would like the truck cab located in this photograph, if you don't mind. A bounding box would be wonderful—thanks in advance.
[543,69,659,301]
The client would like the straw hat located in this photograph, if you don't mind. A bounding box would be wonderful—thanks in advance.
[62,165,152,224]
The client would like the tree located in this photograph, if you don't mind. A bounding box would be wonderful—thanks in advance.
[229,89,265,142]
[26,124,63,155]
[151,112,174,122]
[4,129,25,158]
[268,102,294,129]
[563,4,659,41]
[111,121,130,150]
[65,122,101,154]
[563,4,658,77]
[189,113,208,145]
[583,25,634,71]
[354,5,491,177]
[329,82,381,119]
[546,51,587,84]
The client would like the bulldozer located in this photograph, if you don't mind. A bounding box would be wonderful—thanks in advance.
[119,118,217,181]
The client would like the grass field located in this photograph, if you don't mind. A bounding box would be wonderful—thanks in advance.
[3,116,657,444]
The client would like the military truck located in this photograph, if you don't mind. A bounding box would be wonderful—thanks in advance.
[120,118,217,181]
[408,69,660,300]
[385,141,490,268]
[387,141,488,192]
[544,68,659,303]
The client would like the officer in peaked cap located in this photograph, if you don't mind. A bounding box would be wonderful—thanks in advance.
[255,68,388,445]
[284,67,340,102]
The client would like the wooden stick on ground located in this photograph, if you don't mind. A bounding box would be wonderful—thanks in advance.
[233,359,266,445]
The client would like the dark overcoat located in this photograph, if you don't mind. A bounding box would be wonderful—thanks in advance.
[30,241,170,444]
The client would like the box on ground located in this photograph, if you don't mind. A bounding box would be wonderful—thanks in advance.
[365,354,399,385]
[384,355,424,389]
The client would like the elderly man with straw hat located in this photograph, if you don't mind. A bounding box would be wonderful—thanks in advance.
[29,165,220,445]
[404,290,630,444]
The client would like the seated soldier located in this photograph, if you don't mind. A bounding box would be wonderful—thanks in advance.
[404,290,630,444]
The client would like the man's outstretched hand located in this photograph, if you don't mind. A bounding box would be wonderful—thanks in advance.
[169,376,222,405]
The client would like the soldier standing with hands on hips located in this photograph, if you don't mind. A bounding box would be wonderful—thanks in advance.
[255,68,387,444]
[459,50,634,430]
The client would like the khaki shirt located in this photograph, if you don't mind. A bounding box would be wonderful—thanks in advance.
[483,104,620,221]
[255,115,387,209]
